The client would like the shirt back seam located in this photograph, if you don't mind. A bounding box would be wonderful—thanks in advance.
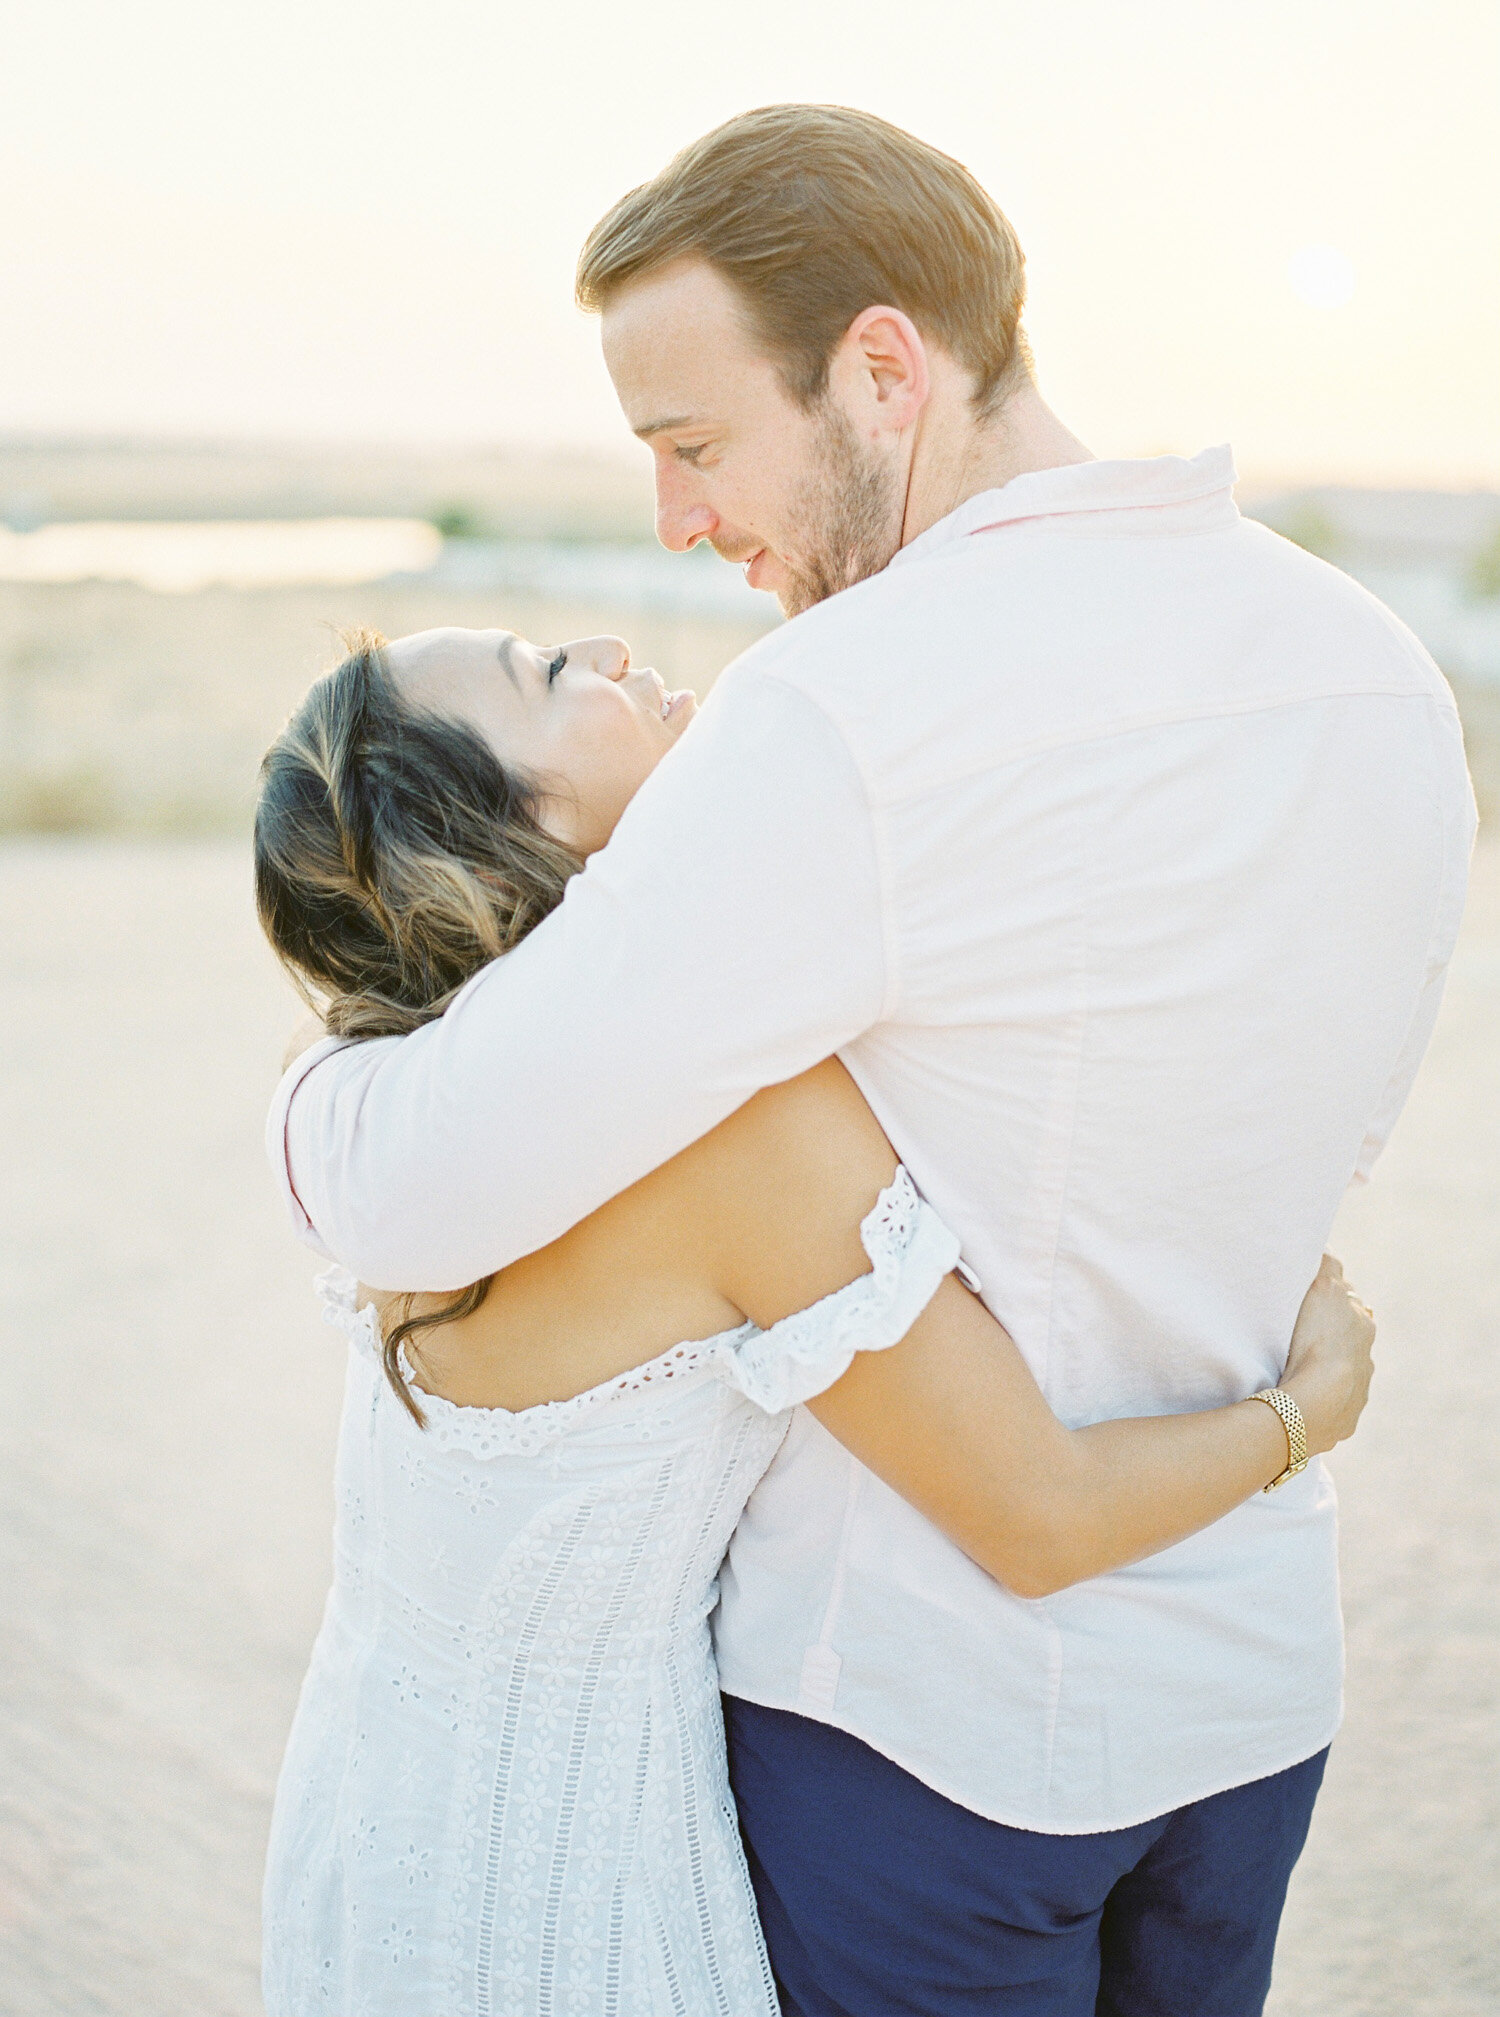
[870,684,1459,813]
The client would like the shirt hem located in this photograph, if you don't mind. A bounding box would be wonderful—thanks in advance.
[718,1686,1345,1836]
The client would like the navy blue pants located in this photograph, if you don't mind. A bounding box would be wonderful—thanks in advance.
[724,1698,1327,2017]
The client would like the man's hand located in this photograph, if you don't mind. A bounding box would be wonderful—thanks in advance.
[282,1012,329,1074]
[1280,1254,1377,1456]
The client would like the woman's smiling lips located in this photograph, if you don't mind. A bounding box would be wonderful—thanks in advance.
[641,667,696,726]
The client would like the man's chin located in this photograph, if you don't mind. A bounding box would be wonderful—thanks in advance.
[777,562,844,619]
[738,542,854,620]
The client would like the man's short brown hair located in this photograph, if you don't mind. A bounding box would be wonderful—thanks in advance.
[576,104,1030,413]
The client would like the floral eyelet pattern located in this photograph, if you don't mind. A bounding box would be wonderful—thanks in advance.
[265,1168,957,2013]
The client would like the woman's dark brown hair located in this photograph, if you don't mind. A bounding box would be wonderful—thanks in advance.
[254,630,581,1422]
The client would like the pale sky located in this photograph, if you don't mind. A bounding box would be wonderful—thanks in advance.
[4,0,1497,484]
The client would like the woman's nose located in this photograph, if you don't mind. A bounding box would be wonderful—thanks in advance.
[580,636,631,680]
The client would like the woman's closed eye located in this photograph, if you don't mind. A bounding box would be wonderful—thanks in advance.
[546,649,567,686]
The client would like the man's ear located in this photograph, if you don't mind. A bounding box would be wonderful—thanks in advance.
[830,305,931,439]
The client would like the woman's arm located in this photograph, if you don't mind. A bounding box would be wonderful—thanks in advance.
[700,1061,1374,1600]
[803,1261,1367,1598]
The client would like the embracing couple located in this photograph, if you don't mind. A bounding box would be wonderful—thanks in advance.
[256,105,1472,2016]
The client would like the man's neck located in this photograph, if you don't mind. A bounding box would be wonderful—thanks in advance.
[901,380,1095,547]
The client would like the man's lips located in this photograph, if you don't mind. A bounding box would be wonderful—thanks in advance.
[743,549,775,590]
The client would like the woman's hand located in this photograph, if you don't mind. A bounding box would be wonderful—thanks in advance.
[1279,1255,1376,1458]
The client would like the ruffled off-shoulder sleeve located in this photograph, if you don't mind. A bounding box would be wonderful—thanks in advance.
[314,1265,382,1364]
[716,1167,962,1414]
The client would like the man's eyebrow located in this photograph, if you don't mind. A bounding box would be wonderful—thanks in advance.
[496,633,521,691]
[632,414,697,440]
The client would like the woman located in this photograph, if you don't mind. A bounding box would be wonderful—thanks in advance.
[255,626,1374,2017]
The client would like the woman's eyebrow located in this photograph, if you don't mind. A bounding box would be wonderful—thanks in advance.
[496,634,522,691]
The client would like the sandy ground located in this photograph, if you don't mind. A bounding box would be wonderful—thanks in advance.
[0,837,1495,2017]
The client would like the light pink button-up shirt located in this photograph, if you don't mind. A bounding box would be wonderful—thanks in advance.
[271,448,1473,1831]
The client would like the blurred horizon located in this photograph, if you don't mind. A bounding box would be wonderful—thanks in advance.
[6,428,1500,504]
[5,425,1500,848]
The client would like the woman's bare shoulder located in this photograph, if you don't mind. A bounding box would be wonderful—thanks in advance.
[665,1058,887,1189]
[728,1056,878,1138]
[656,1059,900,1325]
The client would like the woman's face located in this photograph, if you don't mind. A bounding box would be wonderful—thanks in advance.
[385,627,697,854]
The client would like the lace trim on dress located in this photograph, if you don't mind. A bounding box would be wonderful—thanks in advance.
[314,1266,755,1459]
[312,1165,962,1457]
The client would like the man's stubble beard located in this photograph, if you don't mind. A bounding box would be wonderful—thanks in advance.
[775,403,905,619]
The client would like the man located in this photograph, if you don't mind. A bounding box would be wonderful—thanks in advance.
[271,106,1473,2014]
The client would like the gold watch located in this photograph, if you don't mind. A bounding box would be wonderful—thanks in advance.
[1251,1387,1309,1491]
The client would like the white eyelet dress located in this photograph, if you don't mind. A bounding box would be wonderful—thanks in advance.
[262,1169,959,2017]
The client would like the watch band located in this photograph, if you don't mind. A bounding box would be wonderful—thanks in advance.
[1251,1386,1309,1491]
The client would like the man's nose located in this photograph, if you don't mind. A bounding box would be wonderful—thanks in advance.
[654,469,717,554]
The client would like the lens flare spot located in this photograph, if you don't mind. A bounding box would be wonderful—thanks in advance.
[1287,244,1356,311]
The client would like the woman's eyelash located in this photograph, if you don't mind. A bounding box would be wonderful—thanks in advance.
[546,650,567,684]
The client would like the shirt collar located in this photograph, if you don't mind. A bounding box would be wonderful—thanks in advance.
[891,445,1240,568]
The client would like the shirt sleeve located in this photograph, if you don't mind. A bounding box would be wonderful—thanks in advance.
[271,664,889,1289]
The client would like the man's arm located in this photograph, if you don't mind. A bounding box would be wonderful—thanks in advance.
[272,663,888,1290]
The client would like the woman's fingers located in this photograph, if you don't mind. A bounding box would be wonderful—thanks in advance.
[1329,1275,1376,1443]
[1281,1260,1377,1452]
